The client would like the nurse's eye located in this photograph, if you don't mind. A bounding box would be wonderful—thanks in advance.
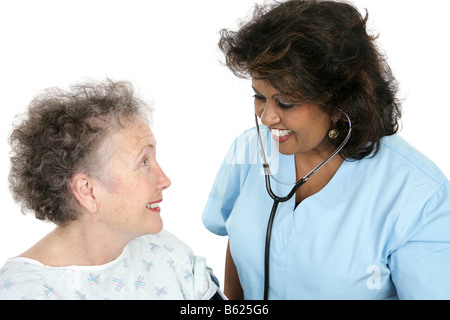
[276,100,296,110]
[253,94,266,102]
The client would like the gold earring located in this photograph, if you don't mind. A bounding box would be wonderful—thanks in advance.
[328,129,339,139]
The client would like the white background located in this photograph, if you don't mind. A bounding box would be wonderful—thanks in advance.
[0,0,449,288]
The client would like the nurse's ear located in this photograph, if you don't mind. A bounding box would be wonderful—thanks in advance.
[69,173,98,214]
[330,109,342,123]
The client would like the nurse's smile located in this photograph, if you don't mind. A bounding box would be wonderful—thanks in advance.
[270,128,293,143]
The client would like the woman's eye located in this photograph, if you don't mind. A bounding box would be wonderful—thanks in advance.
[140,159,149,167]
[277,101,295,109]
[253,94,266,102]
[253,93,295,109]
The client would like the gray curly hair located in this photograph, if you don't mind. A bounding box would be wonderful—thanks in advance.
[8,79,153,225]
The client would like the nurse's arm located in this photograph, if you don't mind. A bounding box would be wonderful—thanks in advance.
[224,240,244,300]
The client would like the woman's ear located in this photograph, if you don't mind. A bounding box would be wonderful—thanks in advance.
[331,109,342,123]
[69,174,98,214]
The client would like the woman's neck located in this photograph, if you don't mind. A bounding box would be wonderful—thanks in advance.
[20,220,134,267]
[294,150,344,204]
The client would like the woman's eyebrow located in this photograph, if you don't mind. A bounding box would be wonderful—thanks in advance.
[251,86,261,94]
[135,144,154,160]
[252,86,284,100]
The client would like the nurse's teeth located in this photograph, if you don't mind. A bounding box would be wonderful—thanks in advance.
[146,203,160,209]
[271,129,292,137]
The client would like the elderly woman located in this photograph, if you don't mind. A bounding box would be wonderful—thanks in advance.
[0,79,223,300]
[202,0,450,299]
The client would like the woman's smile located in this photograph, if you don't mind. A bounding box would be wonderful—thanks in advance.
[146,199,162,213]
[253,78,333,155]
[270,128,293,143]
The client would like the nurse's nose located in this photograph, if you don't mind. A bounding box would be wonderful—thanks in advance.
[260,101,281,127]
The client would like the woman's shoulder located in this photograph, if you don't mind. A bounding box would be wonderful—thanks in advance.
[0,258,47,300]
[366,134,450,225]
[364,134,448,187]
[127,230,220,300]
[374,134,447,185]
[132,229,192,251]
[128,230,194,263]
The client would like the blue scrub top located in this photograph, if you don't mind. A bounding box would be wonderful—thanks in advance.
[202,126,450,299]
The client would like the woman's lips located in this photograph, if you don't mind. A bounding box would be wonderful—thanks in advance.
[271,129,293,143]
[146,199,162,213]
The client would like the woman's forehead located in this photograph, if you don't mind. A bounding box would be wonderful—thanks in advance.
[109,119,156,156]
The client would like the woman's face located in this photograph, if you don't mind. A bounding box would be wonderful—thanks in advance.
[253,79,333,157]
[94,117,171,237]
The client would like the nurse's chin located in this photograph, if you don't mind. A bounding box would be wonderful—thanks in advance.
[274,146,297,156]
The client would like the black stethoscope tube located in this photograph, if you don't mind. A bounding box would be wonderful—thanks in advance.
[263,199,279,300]
[263,171,307,300]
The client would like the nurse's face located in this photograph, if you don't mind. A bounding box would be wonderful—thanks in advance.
[253,79,334,156]
[95,117,171,237]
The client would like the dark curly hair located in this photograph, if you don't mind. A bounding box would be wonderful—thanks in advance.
[218,0,402,160]
[8,79,152,225]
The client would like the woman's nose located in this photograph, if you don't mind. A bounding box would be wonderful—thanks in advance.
[155,162,171,190]
[260,101,280,126]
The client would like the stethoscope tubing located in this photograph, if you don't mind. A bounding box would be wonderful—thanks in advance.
[263,173,307,300]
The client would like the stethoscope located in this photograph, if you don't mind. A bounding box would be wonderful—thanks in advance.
[255,109,352,300]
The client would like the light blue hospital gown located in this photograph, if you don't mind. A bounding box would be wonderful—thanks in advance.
[202,126,450,299]
[0,230,222,300]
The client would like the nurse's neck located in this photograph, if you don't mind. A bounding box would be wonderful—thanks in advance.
[294,151,344,204]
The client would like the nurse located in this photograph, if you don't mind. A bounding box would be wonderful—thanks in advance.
[202,0,450,299]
